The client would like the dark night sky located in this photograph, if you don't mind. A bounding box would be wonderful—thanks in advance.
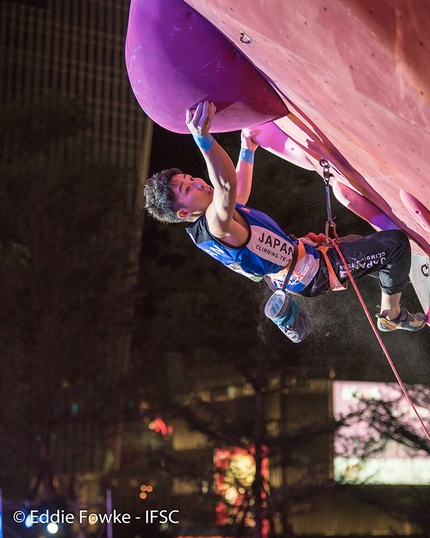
[149,122,211,176]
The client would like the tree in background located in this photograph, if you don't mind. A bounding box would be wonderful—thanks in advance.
[335,384,430,534]
[0,95,137,504]
[129,128,430,536]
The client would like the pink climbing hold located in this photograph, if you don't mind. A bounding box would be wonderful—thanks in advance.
[399,189,430,232]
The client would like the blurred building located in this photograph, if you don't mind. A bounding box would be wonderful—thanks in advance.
[0,0,152,505]
[141,360,428,538]
[0,0,151,171]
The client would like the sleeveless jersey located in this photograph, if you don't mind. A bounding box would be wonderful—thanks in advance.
[186,202,320,294]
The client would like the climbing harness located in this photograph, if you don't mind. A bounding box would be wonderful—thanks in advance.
[318,159,430,441]
[317,245,347,291]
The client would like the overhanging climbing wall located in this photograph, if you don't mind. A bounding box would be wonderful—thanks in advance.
[126,0,430,311]
[181,0,430,311]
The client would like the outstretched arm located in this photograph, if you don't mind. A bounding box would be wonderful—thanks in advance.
[235,129,258,205]
[186,102,249,246]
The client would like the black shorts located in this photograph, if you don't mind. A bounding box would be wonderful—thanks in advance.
[300,230,411,298]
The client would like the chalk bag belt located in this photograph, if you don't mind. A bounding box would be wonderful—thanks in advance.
[264,239,299,292]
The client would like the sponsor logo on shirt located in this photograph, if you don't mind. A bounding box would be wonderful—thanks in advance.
[248,227,294,265]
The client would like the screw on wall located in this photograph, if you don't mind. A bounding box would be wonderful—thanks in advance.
[240,31,252,44]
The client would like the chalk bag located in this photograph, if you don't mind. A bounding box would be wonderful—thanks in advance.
[264,290,313,343]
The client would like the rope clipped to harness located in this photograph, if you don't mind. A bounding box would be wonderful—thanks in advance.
[318,159,430,441]
[303,160,347,291]
[329,236,430,441]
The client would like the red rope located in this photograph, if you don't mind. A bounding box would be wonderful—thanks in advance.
[329,238,430,441]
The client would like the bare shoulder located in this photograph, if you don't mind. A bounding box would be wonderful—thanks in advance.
[206,205,250,248]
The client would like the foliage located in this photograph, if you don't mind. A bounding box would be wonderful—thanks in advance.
[335,385,430,533]
[132,126,430,535]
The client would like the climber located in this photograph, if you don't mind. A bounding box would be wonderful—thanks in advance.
[144,102,427,337]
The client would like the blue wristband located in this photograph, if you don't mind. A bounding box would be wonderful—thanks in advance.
[193,133,215,151]
[239,148,255,164]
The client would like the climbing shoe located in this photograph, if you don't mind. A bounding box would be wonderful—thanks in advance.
[376,306,428,332]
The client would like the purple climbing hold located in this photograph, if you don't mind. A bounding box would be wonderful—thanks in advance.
[125,0,287,133]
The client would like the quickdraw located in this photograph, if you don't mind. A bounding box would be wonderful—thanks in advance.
[319,158,338,241]
[315,159,346,290]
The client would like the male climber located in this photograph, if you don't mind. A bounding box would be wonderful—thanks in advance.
[144,101,427,335]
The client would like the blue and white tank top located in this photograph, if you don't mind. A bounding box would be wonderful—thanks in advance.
[186,202,320,293]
